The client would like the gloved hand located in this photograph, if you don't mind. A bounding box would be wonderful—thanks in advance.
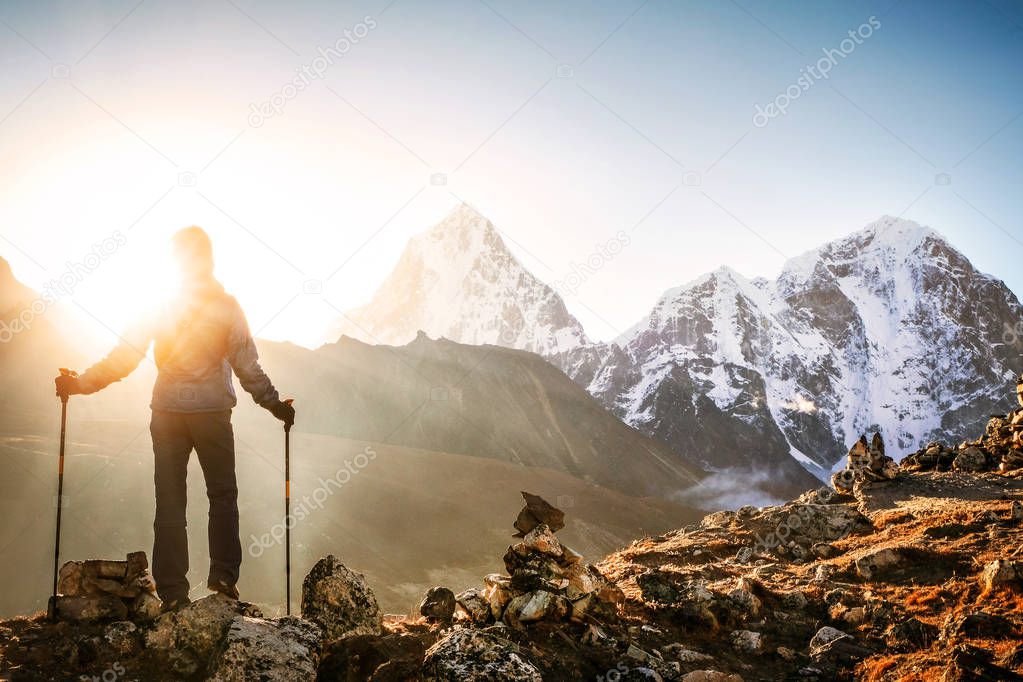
[269,398,295,428]
[54,369,81,399]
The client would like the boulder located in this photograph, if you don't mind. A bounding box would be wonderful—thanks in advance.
[637,569,680,605]
[301,555,381,641]
[208,615,321,681]
[520,524,563,558]
[808,626,849,657]
[854,547,903,580]
[53,595,128,622]
[419,587,456,622]
[729,630,762,654]
[144,595,262,677]
[1010,501,1023,522]
[512,492,565,537]
[942,611,1016,640]
[454,589,490,624]
[886,617,938,651]
[980,559,1020,591]
[808,626,869,663]
[318,632,428,681]
[503,590,569,626]
[423,628,542,681]
[953,447,988,472]
[132,592,162,622]
[726,580,762,617]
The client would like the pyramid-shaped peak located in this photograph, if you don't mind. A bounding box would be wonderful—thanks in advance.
[429,202,496,236]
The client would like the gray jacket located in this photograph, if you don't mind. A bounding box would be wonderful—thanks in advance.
[78,278,280,413]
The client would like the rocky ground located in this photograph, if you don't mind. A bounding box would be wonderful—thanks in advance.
[2,470,1022,680]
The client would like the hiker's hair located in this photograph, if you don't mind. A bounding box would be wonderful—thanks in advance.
[172,226,214,273]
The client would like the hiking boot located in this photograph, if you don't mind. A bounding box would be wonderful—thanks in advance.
[208,579,239,600]
[160,596,191,614]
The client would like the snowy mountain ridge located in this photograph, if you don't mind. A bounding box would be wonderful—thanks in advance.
[591,215,1021,481]
[335,206,1023,495]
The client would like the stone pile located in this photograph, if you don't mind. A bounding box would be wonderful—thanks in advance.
[422,492,624,629]
[902,377,1023,474]
[831,433,899,493]
[52,551,161,622]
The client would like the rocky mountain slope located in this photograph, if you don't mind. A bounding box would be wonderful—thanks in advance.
[252,333,705,500]
[339,209,1023,499]
[4,465,1022,680]
[337,203,589,356]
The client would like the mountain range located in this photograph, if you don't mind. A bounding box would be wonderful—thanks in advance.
[337,206,1023,494]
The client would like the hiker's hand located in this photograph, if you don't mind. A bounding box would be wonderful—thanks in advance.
[269,398,295,428]
[54,371,81,399]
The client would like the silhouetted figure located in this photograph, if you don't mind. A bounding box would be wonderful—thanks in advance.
[54,227,294,610]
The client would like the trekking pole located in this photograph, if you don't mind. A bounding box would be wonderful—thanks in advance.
[49,368,75,622]
[283,399,294,616]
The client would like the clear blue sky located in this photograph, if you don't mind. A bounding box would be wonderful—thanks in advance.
[1,0,1021,346]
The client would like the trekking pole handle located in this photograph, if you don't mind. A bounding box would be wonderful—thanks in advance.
[57,368,77,404]
[283,398,294,433]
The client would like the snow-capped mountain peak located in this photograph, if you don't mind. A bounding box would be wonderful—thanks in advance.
[337,203,589,355]
[579,217,1023,492]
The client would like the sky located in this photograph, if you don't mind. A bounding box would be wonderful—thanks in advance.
[0,0,1021,348]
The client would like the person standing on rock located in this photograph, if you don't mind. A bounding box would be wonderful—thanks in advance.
[53,226,295,611]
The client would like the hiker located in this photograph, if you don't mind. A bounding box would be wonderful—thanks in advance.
[53,226,295,610]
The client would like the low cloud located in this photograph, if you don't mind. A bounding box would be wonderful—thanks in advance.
[673,468,786,512]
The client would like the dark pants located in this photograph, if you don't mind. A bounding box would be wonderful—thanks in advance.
[150,410,240,602]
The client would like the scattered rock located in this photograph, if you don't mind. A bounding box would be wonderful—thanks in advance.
[730,630,762,654]
[782,591,807,609]
[521,523,563,558]
[942,643,1019,681]
[454,589,489,624]
[145,595,262,677]
[980,559,1021,591]
[504,590,569,627]
[423,628,542,681]
[886,617,938,652]
[419,587,456,622]
[301,555,381,641]
[854,547,903,580]
[808,626,848,657]
[1010,500,1023,522]
[637,569,680,605]
[53,595,128,622]
[513,491,565,537]
[662,644,713,663]
[208,616,321,681]
[943,611,1016,640]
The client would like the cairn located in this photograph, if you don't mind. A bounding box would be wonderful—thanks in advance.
[51,551,161,622]
[902,376,1023,474]
[831,433,898,493]
[424,492,624,629]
